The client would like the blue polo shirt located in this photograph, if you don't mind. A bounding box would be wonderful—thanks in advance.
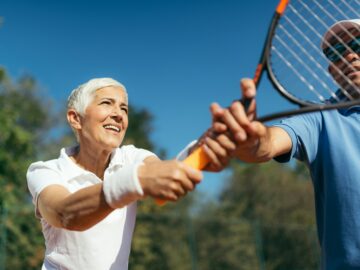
[274,106,360,270]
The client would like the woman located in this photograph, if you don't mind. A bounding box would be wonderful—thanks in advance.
[27,77,234,269]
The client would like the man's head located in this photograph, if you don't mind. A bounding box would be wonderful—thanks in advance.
[321,19,360,96]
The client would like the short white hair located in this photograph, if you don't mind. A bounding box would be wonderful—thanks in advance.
[67,77,128,115]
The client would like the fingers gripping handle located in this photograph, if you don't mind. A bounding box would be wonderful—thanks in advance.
[156,97,253,206]
[182,147,211,169]
[156,77,255,206]
[155,147,211,206]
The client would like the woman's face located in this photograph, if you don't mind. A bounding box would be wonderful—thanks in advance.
[79,85,129,151]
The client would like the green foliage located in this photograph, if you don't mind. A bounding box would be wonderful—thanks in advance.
[124,104,166,159]
[124,105,155,150]
[0,69,53,269]
[130,194,198,270]
[3,206,44,269]
[192,161,320,270]
[131,160,320,270]
[220,162,314,223]
[195,215,260,270]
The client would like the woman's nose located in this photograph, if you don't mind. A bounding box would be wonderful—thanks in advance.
[110,107,123,120]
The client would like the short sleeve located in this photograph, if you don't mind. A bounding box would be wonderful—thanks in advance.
[27,161,65,217]
[273,112,322,164]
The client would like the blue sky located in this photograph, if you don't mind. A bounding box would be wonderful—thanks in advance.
[0,0,295,198]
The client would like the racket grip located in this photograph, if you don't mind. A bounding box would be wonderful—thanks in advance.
[183,146,211,169]
[155,147,211,206]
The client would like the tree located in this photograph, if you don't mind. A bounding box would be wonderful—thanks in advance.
[124,103,199,270]
[193,161,320,270]
[0,69,55,269]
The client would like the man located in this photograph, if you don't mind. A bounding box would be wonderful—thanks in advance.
[211,19,360,269]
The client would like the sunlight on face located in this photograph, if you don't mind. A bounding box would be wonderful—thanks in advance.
[79,86,129,151]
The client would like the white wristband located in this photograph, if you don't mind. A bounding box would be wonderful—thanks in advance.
[103,163,144,209]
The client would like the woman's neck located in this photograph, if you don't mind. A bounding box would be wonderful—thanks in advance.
[70,145,112,180]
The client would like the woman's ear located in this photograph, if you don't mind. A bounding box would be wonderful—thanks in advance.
[67,109,82,131]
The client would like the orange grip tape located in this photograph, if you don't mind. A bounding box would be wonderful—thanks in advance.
[254,63,263,85]
[155,147,211,206]
[182,147,211,169]
[276,0,289,14]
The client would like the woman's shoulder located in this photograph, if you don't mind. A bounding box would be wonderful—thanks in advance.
[28,158,61,174]
[27,147,68,173]
[116,145,156,164]
[118,144,151,154]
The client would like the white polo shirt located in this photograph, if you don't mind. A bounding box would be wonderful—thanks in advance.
[27,145,155,270]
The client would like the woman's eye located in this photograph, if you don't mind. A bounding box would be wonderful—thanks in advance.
[100,100,111,105]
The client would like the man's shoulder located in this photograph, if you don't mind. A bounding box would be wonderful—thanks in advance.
[274,111,322,130]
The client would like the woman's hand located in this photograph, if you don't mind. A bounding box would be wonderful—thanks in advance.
[138,157,203,201]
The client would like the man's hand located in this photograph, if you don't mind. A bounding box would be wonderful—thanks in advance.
[208,78,276,163]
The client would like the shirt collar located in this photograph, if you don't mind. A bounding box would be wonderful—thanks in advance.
[108,147,125,170]
[327,89,360,113]
[328,89,350,103]
[57,146,125,181]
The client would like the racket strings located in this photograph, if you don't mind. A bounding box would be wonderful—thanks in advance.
[273,33,332,101]
[304,0,360,98]
[326,26,360,95]
[272,46,327,102]
[277,7,340,100]
[319,22,360,98]
[298,0,358,97]
[272,2,339,101]
[317,0,360,80]
[329,0,360,18]
[270,0,360,104]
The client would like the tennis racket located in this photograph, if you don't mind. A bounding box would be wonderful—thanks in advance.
[156,0,360,205]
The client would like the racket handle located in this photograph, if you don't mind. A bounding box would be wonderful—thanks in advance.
[183,146,211,169]
[155,147,211,206]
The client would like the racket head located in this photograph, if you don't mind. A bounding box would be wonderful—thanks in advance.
[265,0,360,107]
